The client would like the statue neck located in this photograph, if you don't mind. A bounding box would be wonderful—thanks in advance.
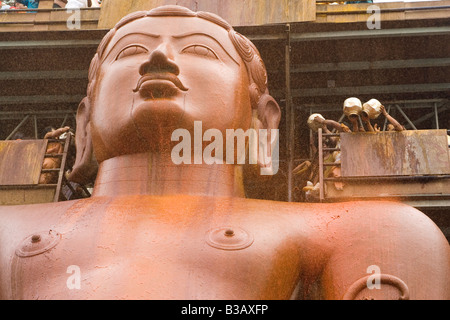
[92,152,245,198]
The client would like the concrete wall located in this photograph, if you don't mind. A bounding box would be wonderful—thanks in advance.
[98,0,316,29]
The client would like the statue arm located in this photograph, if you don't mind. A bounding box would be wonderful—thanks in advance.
[320,202,450,300]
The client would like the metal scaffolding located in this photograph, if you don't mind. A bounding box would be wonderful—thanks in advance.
[0,9,448,203]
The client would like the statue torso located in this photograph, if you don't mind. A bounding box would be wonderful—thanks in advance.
[0,195,328,300]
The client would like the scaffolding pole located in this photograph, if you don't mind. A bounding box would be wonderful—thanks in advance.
[285,24,294,202]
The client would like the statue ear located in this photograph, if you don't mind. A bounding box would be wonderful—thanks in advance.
[250,93,281,175]
[68,97,98,185]
[256,93,281,132]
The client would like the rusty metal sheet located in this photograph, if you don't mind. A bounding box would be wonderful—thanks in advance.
[340,130,450,177]
[0,140,48,185]
[0,188,55,206]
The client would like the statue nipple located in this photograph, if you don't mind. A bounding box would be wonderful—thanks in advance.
[206,226,253,251]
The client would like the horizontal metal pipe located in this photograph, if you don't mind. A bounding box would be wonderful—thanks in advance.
[317,5,450,15]
[0,110,75,115]
[0,8,100,13]
[325,175,450,182]
[0,19,98,25]
[268,58,450,74]
[0,184,58,189]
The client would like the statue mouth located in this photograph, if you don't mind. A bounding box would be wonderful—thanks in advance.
[133,73,189,98]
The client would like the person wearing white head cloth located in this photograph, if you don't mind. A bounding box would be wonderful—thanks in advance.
[309,114,352,134]
[0,1,11,9]
[310,115,346,191]
[306,113,350,156]
[295,113,348,197]
[65,0,100,8]
[65,0,84,8]
[292,114,327,178]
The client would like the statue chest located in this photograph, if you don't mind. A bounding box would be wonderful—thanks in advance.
[8,207,305,299]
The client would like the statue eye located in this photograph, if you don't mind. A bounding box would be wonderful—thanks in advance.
[181,45,218,60]
[116,45,148,60]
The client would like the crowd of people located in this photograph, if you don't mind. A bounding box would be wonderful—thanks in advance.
[0,0,39,10]
[0,0,101,10]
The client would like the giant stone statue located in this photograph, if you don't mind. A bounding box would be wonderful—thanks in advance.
[0,5,448,300]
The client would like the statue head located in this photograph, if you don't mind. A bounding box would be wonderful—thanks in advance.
[69,5,281,184]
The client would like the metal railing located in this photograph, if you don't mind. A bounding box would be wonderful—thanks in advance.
[0,7,100,13]
[0,7,100,28]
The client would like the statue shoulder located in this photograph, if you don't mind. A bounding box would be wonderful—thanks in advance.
[319,201,450,299]
[319,200,448,246]
[341,201,445,234]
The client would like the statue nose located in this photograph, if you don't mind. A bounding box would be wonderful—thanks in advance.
[139,49,180,76]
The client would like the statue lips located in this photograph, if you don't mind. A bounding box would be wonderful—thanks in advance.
[133,73,189,99]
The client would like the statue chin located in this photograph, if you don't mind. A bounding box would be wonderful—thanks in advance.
[130,96,187,149]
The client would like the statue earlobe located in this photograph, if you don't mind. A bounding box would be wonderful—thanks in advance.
[252,93,281,176]
[68,97,98,185]
[257,92,281,131]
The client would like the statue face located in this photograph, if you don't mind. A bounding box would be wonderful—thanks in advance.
[90,15,253,161]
